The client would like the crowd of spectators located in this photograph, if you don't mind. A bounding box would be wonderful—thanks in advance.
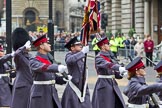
[91,32,158,66]
[0,29,160,65]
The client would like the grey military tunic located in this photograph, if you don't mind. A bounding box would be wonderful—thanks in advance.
[157,76,162,101]
[11,46,33,108]
[0,54,13,107]
[61,51,92,108]
[92,51,126,108]
[29,52,65,108]
[124,76,162,105]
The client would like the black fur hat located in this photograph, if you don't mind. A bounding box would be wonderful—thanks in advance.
[12,27,31,51]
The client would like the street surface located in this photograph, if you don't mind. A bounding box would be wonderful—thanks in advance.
[30,51,160,104]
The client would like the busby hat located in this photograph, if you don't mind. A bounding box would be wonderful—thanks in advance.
[126,57,145,72]
[64,37,81,49]
[12,27,31,51]
[96,37,109,47]
[0,45,4,52]
[33,35,48,47]
[154,61,162,73]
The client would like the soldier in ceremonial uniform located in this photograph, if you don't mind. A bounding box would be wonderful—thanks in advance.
[11,28,33,108]
[29,35,67,108]
[61,37,92,108]
[124,57,162,108]
[154,60,162,107]
[92,37,127,108]
[0,45,15,108]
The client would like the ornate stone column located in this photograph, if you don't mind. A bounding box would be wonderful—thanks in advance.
[111,0,121,33]
[144,0,151,35]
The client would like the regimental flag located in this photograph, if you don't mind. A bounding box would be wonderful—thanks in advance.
[80,0,90,45]
[80,0,100,45]
[89,0,100,34]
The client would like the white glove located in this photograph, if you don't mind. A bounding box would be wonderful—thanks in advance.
[119,67,127,76]
[58,65,67,73]
[11,52,15,57]
[122,72,128,77]
[81,46,89,54]
[63,75,72,82]
[24,40,31,49]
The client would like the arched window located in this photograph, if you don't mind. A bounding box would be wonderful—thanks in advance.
[25,10,36,25]
[24,10,37,31]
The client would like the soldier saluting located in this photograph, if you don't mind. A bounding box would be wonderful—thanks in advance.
[11,28,33,108]
[29,35,67,108]
[0,45,15,107]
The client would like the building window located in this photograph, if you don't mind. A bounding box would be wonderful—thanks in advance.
[25,10,36,31]
[55,11,61,26]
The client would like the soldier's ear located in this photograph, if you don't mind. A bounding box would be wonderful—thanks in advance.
[39,44,44,50]
[70,46,75,51]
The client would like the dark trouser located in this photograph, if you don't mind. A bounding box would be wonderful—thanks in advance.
[95,50,100,56]
[115,92,124,108]
[112,51,118,58]
[146,52,153,66]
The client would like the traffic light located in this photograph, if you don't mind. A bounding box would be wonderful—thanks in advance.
[101,13,108,29]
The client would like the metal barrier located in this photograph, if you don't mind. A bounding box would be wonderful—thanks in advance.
[118,46,135,59]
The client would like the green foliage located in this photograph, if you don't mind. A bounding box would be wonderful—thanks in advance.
[128,28,136,37]
[115,29,122,37]
[106,30,112,40]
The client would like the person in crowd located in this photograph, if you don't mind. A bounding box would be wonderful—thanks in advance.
[144,35,154,67]
[11,28,33,108]
[38,29,44,37]
[134,39,144,57]
[91,34,100,56]
[28,31,37,41]
[0,45,15,108]
[92,37,127,108]
[109,35,118,58]
[29,35,67,108]
[61,37,92,108]
[130,37,137,58]
[122,36,130,59]
[124,57,162,108]
[100,30,105,37]
[115,33,126,57]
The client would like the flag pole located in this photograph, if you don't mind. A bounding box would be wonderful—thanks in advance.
[80,0,101,97]
[80,1,90,97]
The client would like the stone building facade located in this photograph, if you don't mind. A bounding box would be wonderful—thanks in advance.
[64,0,86,33]
[11,0,64,32]
[100,0,162,44]
[1,0,86,34]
